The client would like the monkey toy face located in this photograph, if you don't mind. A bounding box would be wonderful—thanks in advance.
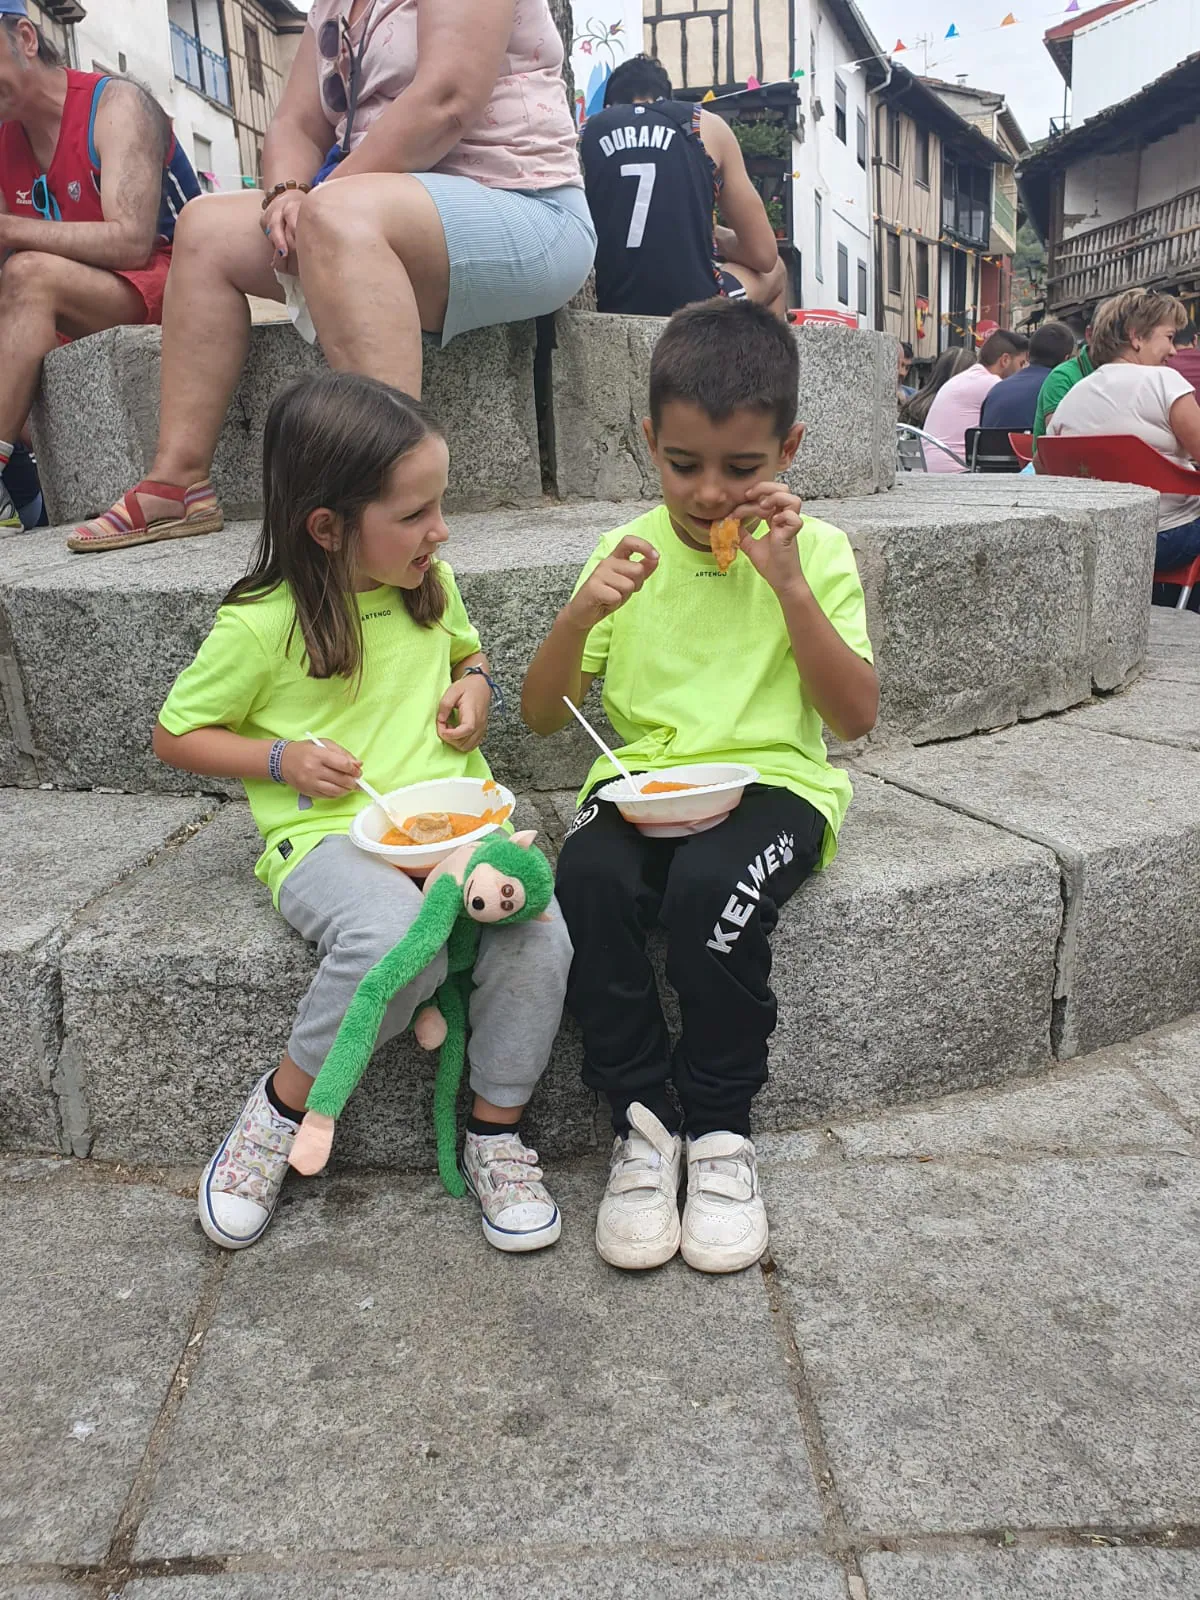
[462,862,527,923]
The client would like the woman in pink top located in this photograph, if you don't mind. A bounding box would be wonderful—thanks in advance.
[72,0,596,552]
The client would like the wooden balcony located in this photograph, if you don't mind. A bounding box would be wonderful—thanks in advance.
[1047,185,1200,310]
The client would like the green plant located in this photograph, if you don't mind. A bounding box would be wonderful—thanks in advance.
[765,197,785,234]
[729,118,791,160]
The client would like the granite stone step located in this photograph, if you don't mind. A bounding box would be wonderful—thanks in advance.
[0,478,1157,797]
[32,313,899,529]
[3,771,1062,1168]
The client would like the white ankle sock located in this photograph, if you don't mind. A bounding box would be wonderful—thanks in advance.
[0,439,13,471]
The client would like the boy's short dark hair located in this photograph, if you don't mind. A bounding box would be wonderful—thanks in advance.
[978,328,1029,367]
[1028,319,1076,369]
[604,54,673,106]
[649,298,799,438]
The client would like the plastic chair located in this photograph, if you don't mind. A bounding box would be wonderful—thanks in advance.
[1008,431,1033,465]
[964,427,1023,473]
[895,422,967,472]
[1037,434,1200,610]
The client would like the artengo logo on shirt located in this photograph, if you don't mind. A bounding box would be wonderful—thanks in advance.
[596,124,677,158]
[706,831,796,955]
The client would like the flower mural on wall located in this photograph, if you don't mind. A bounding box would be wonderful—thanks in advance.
[570,2,640,126]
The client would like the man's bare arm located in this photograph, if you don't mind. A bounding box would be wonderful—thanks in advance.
[0,80,165,269]
[699,112,780,276]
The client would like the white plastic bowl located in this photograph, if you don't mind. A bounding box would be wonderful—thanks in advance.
[597,763,758,838]
[350,777,515,874]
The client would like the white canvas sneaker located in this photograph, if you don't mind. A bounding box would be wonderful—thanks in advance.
[461,1131,561,1253]
[681,1131,768,1274]
[595,1102,683,1270]
[198,1072,299,1249]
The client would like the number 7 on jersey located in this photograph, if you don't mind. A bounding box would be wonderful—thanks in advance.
[620,162,657,249]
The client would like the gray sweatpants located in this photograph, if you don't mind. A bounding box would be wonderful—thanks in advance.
[278,834,573,1108]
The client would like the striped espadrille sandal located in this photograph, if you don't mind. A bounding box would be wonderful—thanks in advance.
[67,480,224,553]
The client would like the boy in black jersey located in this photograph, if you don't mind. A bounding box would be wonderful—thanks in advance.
[582,55,787,320]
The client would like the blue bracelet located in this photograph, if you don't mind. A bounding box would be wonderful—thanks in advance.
[268,738,290,784]
[462,665,505,716]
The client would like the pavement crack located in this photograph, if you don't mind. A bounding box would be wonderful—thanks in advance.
[100,1248,231,1589]
[759,1254,865,1593]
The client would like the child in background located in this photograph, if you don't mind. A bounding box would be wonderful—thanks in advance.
[522,299,877,1275]
[155,373,572,1254]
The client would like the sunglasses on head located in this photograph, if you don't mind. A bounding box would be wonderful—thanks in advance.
[317,7,372,154]
[32,173,61,222]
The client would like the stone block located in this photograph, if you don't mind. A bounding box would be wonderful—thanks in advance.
[33,321,541,524]
[1066,673,1200,750]
[810,477,1156,744]
[125,1561,847,1600]
[1131,1015,1200,1127]
[0,1176,204,1565]
[862,1549,1200,1598]
[768,1155,1200,1531]
[753,775,1061,1125]
[863,724,1200,1057]
[550,311,895,502]
[1145,604,1200,683]
[830,1061,1191,1160]
[59,805,598,1169]
[0,790,214,1155]
[135,1165,821,1558]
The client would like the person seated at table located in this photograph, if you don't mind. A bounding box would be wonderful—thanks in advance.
[70,0,595,553]
[897,341,916,402]
[1168,320,1200,389]
[898,347,975,431]
[581,54,786,320]
[980,320,1075,434]
[1047,288,1200,585]
[1032,301,1099,448]
[921,330,1029,473]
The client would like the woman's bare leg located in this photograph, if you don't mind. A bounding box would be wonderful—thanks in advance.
[295,173,450,397]
[133,192,285,521]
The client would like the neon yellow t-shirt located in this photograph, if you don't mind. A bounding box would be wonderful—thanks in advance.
[572,505,873,867]
[158,562,489,902]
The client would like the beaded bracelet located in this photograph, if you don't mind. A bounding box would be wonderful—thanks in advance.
[462,665,506,716]
[268,739,290,784]
[261,180,311,212]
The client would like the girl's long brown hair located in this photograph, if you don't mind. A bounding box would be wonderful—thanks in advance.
[224,373,448,680]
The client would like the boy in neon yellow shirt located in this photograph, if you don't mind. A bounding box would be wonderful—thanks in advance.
[522,299,878,1275]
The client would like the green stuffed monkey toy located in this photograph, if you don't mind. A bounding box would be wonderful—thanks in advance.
[288,830,555,1194]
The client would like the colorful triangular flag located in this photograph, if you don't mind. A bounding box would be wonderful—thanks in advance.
[746,74,761,90]
[893,38,907,51]
[701,89,715,102]
[792,67,806,78]
[945,22,959,36]
[1066,0,1079,9]
[1000,11,1016,23]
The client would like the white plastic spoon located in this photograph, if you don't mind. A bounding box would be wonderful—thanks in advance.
[302,732,408,830]
[561,697,642,799]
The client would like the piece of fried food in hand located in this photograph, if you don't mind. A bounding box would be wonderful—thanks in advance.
[404,811,455,844]
[710,516,741,573]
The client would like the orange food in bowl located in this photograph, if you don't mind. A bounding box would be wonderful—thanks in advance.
[639,780,699,795]
[381,805,510,849]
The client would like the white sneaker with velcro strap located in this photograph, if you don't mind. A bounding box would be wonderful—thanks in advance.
[595,1101,683,1270]
[681,1131,768,1274]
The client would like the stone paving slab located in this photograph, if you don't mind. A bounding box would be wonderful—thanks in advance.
[1131,1017,1200,1127]
[861,1547,1200,1598]
[767,1155,1200,1534]
[0,789,214,1153]
[0,1177,204,1566]
[59,804,598,1170]
[1144,604,1200,683]
[135,1165,822,1560]
[861,723,1200,1058]
[1064,675,1200,750]
[123,1555,846,1599]
[829,1061,1192,1160]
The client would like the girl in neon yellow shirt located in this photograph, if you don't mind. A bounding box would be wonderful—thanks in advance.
[155,373,571,1254]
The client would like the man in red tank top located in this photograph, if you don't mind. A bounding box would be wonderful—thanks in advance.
[0,0,192,528]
